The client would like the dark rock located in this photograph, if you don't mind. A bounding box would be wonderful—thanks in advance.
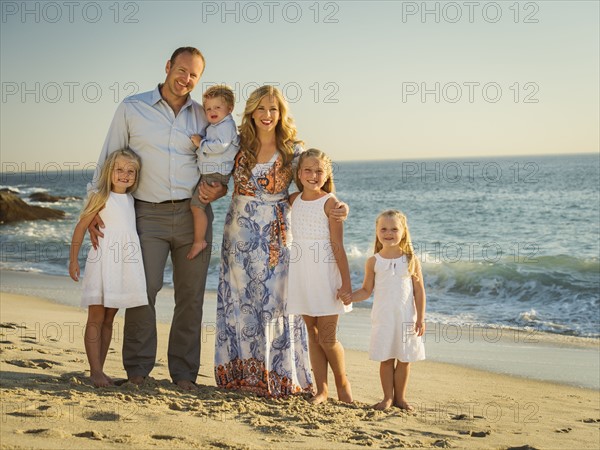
[29,192,81,202]
[0,191,65,224]
[0,188,20,194]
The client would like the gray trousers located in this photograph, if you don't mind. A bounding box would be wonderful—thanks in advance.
[123,199,212,383]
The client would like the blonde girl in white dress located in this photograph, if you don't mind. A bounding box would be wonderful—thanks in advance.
[288,148,353,404]
[344,210,426,411]
[69,149,147,387]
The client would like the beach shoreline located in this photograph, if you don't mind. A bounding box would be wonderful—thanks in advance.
[2,269,598,390]
[1,288,599,449]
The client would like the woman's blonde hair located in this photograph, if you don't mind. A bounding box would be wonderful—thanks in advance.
[81,149,141,219]
[238,85,302,179]
[294,148,335,193]
[374,210,420,279]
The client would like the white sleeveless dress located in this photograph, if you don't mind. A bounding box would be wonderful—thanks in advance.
[370,253,425,362]
[81,192,148,309]
[287,193,352,316]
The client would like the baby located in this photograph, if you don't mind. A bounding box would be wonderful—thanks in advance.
[188,85,239,259]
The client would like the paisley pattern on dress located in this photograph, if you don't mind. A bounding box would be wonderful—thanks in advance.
[214,146,313,398]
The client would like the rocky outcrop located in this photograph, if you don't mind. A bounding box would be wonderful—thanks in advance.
[0,191,65,224]
[29,192,81,203]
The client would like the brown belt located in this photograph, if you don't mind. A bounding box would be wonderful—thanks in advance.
[135,198,190,204]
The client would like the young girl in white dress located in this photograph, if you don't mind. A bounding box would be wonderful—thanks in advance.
[344,210,426,411]
[69,149,148,387]
[287,148,353,404]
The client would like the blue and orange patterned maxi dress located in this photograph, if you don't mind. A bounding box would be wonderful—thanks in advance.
[214,147,313,397]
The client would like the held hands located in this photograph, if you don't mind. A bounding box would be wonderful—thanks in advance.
[342,291,355,306]
[337,282,352,304]
[330,201,349,223]
[337,289,352,305]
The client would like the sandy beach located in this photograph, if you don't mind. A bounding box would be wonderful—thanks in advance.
[1,276,599,449]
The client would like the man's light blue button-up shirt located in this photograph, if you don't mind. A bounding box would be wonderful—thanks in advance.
[89,85,208,203]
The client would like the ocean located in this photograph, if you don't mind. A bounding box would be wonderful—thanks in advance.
[1,154,599,338]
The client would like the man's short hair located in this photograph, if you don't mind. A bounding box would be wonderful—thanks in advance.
[170,47,205,74]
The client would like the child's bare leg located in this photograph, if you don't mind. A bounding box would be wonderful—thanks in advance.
[374,359,395,410]
[303,316,329,404]
[85,305,111,387]
[187,205,208,259]
[393,361,413,410]
[99,308,118,383]
[317,315,353,403]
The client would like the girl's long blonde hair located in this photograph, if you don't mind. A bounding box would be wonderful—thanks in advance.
[374,210,420,279]
[238,85,302,179]
[294,148,335,193]
[81,149,141,219]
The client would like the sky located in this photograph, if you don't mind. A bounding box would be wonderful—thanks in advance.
[1,0,599,169]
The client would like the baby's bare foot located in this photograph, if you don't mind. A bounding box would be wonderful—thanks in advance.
[187,241,208,260]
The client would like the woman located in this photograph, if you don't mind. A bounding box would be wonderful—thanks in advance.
[214,86,343,398]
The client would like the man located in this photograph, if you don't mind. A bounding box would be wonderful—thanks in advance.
[89,47,225,390]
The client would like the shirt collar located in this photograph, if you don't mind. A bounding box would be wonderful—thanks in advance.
[151,85,163,105]
[154,84,194,110]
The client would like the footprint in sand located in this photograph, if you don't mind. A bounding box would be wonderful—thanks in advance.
[7,404,58,419]
[208,440,237,448]
[7,410,38,418]
[0,322,26,329]
[554,427,572,433]
[582,418,600,423]
[151,435,180,441]
[506,446,539,450]
[6,359,60,369]
[84,411,120,422]
[74,431,104,440]
[469,430,491,438]
[19,428,68,439]
[347,434,375,446]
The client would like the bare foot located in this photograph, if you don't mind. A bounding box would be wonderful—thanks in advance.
[128,375,145,385]
[176,380,198,391]
[187,241,208,259]
[337,381,353,403]
[309,392,328,405]
[104,373,114,385]
[394,400,414,411]
[373,398,394,410]
[90,372,111,388]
